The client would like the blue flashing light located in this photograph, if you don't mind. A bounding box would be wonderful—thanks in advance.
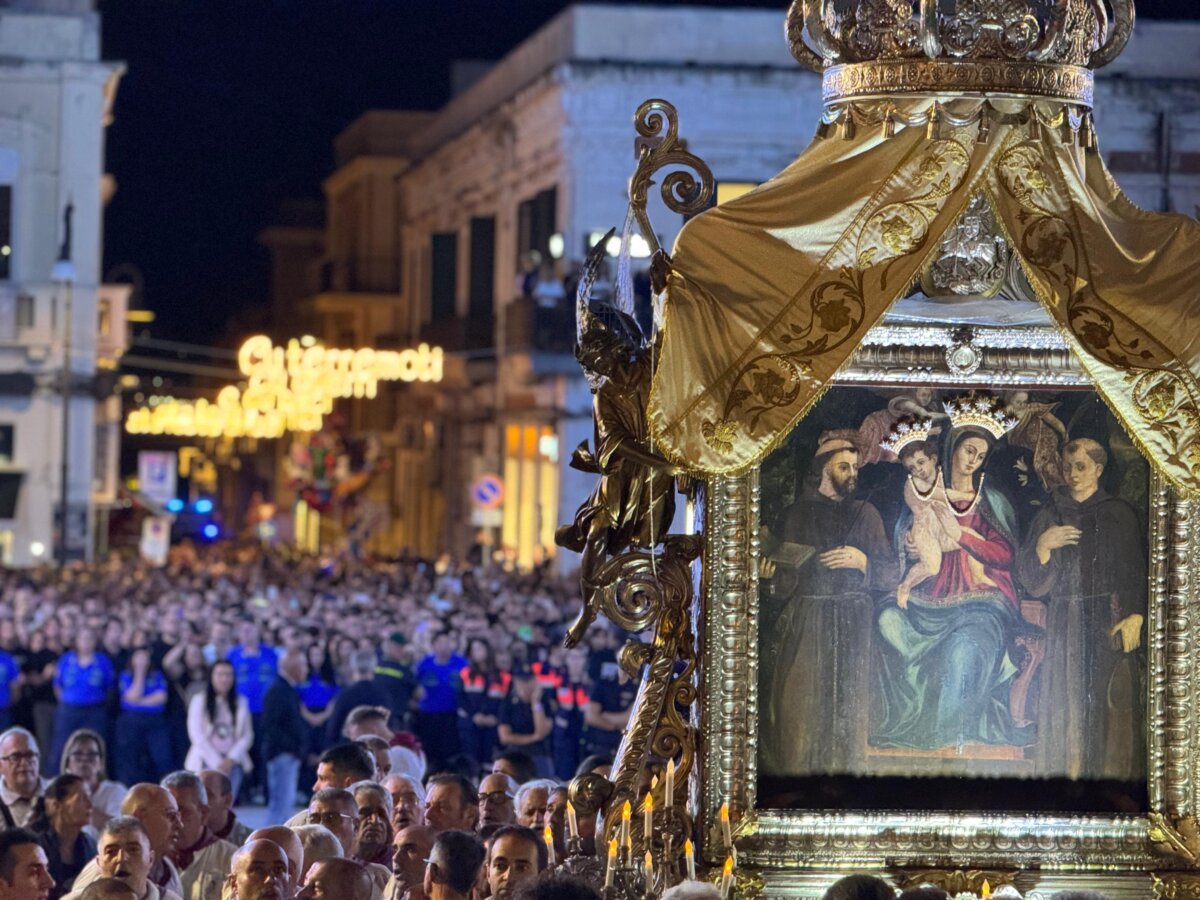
[165,498,185,513]
[202,523,219,540]
[194,498,214,514]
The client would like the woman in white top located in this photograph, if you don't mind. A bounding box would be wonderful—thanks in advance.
[184,659,253,798]
[59,729,125,834]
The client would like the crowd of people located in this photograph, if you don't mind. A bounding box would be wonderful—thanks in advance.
[0,546,638,803]
[0,546,1120,900]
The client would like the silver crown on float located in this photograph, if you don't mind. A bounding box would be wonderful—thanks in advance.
[786,0,1135,108]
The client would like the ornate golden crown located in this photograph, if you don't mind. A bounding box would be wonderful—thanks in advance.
[880,415,935,456]
[787,0,1135,107]
[944,394,1020,439]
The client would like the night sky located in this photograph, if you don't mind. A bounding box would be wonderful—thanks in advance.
[98,0,1200,345]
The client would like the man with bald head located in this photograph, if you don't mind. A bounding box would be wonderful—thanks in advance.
[245,829,302,899]
[226,842,289,900]
[296,860,371,900]
[73,786,183,899]
[476,774,517,836]
[78,880,137,900]
[382,827,434,900]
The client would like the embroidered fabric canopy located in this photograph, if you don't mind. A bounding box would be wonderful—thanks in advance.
[647,5,1200,495]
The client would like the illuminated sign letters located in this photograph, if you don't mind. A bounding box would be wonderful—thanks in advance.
[125,336,443,439]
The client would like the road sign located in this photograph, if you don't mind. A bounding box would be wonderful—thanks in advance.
[138,451,178,505]
[470,473,504,509]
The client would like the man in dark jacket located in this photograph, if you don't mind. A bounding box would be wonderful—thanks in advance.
[262,649,308,825]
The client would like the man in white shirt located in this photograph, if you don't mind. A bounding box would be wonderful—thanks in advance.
[72,786,183,900]
[161,773,235,900]
[63,817,181,900]
[0,728,48,829]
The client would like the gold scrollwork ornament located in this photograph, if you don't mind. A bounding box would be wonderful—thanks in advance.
[1149,813,1200,864]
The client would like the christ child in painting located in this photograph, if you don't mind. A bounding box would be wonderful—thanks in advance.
[894,440,975,608]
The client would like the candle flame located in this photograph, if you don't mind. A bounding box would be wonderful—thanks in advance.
[644,851,653,868]
[723,856,734,876]
[684,838,694,855]
[650,775,659,791]
[544,825,554,844]
[981,881,991,898]
[644,792,653,811]
[622,799,632,820]
[667,758,675,776]
[607,839,618,859]
[566,800,575,815]
[720,802,730,822]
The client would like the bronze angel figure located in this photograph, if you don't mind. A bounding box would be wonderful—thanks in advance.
[555,231,680,646]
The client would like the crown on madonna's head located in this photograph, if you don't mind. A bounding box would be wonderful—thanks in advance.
[787,0,1135,108]
[880,415,935,456]
[944,394,1020,439]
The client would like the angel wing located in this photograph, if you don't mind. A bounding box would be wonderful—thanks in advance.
[576,227,617,346]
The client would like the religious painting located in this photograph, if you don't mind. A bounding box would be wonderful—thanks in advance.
[755,385,1150,812]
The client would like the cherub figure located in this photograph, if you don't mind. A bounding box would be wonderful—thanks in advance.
[1007,390,1069,490]
[555,239,680,646]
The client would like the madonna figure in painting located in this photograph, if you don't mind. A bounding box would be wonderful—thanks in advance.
[872,411,1031,752]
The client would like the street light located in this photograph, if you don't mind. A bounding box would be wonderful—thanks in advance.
[52,202,75,566]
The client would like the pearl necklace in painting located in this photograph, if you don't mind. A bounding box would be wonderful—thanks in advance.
[950,472,984,518]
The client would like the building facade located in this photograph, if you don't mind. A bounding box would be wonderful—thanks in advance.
[0,0,127,565]
[266,4,1200,567]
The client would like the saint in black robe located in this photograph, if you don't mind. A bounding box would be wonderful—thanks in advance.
[760,487,899,776]
[1016,486,1146,780]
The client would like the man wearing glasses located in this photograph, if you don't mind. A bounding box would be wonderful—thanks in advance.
[475,774,518,837]
[305,790,357,863]
[0,728,47,828]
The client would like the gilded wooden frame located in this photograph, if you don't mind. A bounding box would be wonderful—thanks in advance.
[694,319,1200,899]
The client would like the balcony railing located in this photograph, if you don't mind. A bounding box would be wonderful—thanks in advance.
[319,257,402,294]
[420,315,496,353]
[503,296,575,354]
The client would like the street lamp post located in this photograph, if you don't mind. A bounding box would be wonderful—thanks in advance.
[52,203,75,566]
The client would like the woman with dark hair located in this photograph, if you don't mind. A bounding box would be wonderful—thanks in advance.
[457,637,502,766]
[874,420,1028,750]
[59,729,124,831]
[113,646,173,785]
[184,660,253,798]
[30,773,95,899]
[299,641,338,771]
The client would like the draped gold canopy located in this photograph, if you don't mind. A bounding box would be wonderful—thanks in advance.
[647,97,1200,495]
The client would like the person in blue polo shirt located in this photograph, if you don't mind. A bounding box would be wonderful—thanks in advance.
[49,627,114,775]
[226,618,277,801]
[414,630,466,773]
[0,647,19,732]
[114,646,173,785]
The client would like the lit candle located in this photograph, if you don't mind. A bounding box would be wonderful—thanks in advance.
[665,759,675,808]
[544,825,556,867]
[643,792,654,844]
[605,839,617,888]
[566,801,579,840]
[684,838,696,881]
[981,881,991,899]
[620,799,632,851]
[720,856,734,899]
[644,850,654,883]
[720,802,732,851]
